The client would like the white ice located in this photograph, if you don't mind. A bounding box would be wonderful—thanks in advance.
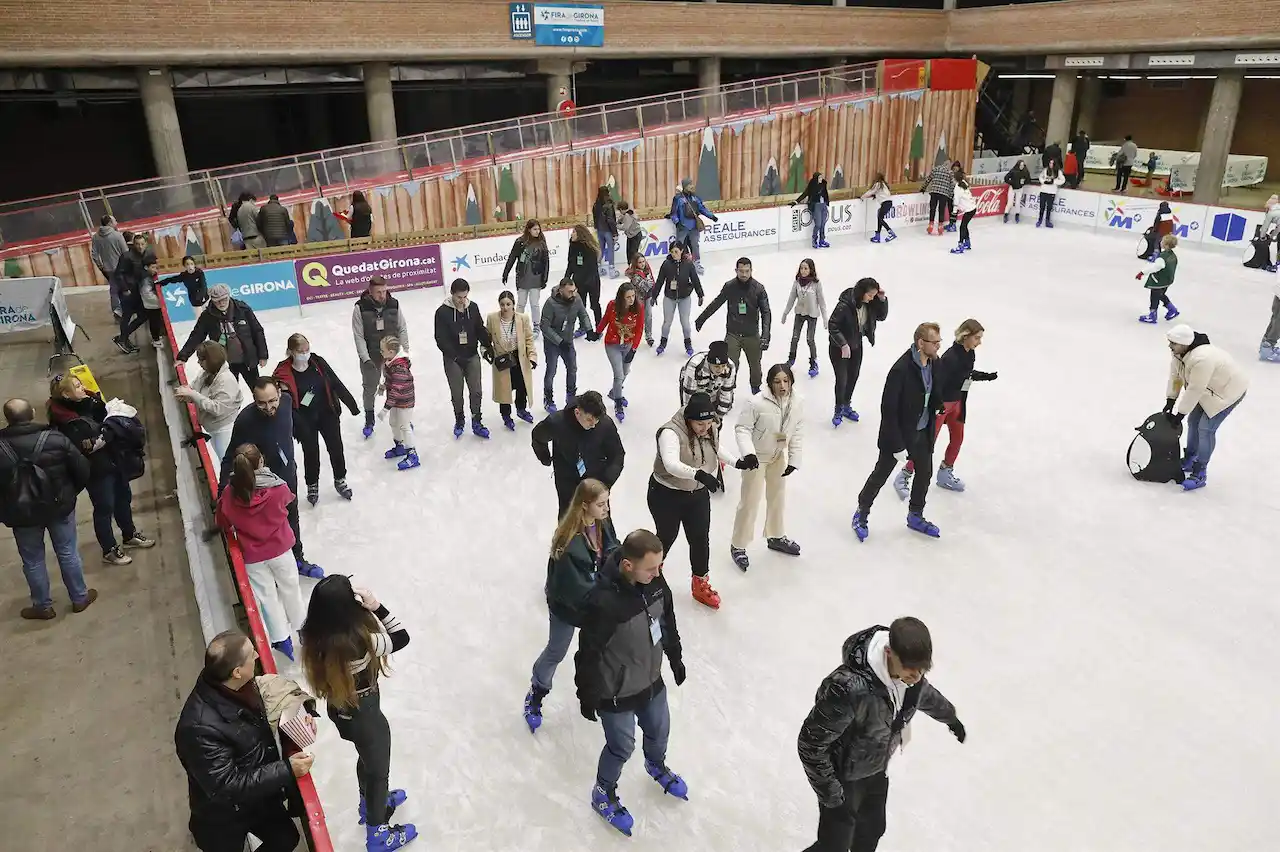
[178,221,1279,852]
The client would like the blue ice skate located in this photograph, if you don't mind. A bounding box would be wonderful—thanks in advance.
[906,512,941,537]
[358,790,407,825]
[851,510,869,542]
[645,760,689,800]
[892,467,912,500]
[591,784,634,836]
[936,465,965,492]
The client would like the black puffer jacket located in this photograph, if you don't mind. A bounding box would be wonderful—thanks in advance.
[257,200,293,246]
[877,347,944,454]
[827,287,888,351]
[654,255,703,302]
[501,236,551,289]
[797,626,958,807]
[0,421,90,527]
[174,676,295,823]
[531,403,625,489]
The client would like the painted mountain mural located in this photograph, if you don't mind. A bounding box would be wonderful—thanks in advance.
[696,128,720,202]
[760,157,781,196]
[830,164,845,191]
[465,185,482,226]
[307,199,345,242]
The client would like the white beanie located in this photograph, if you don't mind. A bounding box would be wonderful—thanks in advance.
[1166,324,1195,346]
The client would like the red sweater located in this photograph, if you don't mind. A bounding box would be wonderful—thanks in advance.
[383,355,415,409]
[216,481,296,563]
[596,299,644,349]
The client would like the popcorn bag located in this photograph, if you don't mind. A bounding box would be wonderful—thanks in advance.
[280,706,316,753]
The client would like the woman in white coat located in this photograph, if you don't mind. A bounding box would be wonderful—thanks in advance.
[1036,159,1067,228]
[174,340,244,471]
[729,363,804,570]
[950,178,978,254]
[1164,324,1249,491]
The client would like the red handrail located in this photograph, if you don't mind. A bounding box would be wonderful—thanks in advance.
[157,298,334,852]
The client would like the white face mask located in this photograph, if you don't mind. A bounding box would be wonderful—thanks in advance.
[292,352,311,367]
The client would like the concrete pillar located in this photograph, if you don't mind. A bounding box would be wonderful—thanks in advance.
[538,58,573,114]
[363,61,398,143]
[1075,76,1102,137]
[1044,70,1078,152]
[1192,71,1243,206]
[697,57,722,118]
[136,67,188,179]
[943,0,958,9]
[833,0,846,6]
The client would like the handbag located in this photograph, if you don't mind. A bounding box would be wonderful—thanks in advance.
[494,352,516,371]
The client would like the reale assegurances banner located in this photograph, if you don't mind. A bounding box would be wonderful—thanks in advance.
[296,244,444,305]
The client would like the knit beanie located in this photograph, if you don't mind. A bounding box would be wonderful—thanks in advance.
[707,340,729,366]
[1166,324,1195,346]
[683,392,716,422]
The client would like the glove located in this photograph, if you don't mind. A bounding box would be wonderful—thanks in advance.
[694,470,721,492]
[501,277,508,286]
[585,331,601,342]
[1167,411,1184,427]
[671,661,687,686]
[710,215,719,222]
[580,702,598,722]
[377,409,389,422]
[536,452,552,467]
[782,465,796,477]
[972,370,998,381]
[697,296,704,307]
[1162,398,1176,415]
[694,318,705,332]
[735,453,759,470]
[761,340,770,352]
[1135,271,1145,280]
[623,349,636,364]
[948,720,967,743]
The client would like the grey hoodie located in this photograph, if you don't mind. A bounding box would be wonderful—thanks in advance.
[540,290,592,346]
[255,468,288,490]
[90,226,128,277]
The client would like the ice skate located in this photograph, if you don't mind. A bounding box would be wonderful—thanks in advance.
[396,450,420,471]
[591,784,634,837]
[384,442,406,459]
[1045,220,1055,228]
[1036,218,1043,228]
[730,546,749,572]
[1015,213,1021,223]
[656,337,668,356]
[851,510,869,542]
[684,338,694,357]
[818,239,831,248]
[1138,311,1157,324]
[645,760,690,800]
[544,394,557,413]
[608,267,620,279]
[1164,304,1180,320]
[517,408,535,423]
[296,557,324,579]
[271,636,294,661]
[767,536,801,556]
[962,239,972,251]
[944,222,957,233]
[523,686,547,733]
[1003,213,1009,223]
[906,511,941,537]
[1259,343,1280,362]
[892,467,912,500]
[694,261,705,274]
[808,359,819,378]
[870,233,882,244]
[619,397,629,408]
[1182,465,1208,491]
[1181,453,1197,473]
[936,465,965,492]
[926,222,937,236]
[365,822,417,851]
[359,790,407,826]
[691,575,721,609]
[841,405,859,422]
[614,399,625,422]
[334,479,353,500]
[646,335,654,347]
[502,413,516,431]
[472,418,490,439]
[306,483,319,506]
[832,406,843,428]
[453,416,465,439]
[884,229,897,243]
[363,412,375,439]
[950,243,966,255]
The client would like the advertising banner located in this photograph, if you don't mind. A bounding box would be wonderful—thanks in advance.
[881,193,932,229]
[971,185,1008,219]
[296,244,443,305]
[532,3,604,47]
[0,275,56,334]
[788,199,866,241]
[1202,206,1267,249]
[444,230,568,283]
[698,208,781,252]
[1046,189,1102,227]
[163,260,300,323]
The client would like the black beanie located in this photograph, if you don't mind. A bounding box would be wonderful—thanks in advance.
[684,392,716,422]
[707,340,729,365]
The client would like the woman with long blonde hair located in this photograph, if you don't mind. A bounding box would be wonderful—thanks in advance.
[523,477,617,733]
[300,574,417,848]
[567,223,604,326]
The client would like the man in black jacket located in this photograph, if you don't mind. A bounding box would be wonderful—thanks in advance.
[434,278,492,438]
[175,630,315,852]
[575,530,686,837]
[851,322,945,540]
[695,257,772,394]
[176,283,269,387]
[112,232,157,353]
[0,398,96,619]
[352,275,410,438]
[217,379,322,578]
[257,194,293,247]
[797,618,964,852]
[531,391,624,516]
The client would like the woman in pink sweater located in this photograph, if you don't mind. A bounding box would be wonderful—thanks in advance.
[216,443,306,661]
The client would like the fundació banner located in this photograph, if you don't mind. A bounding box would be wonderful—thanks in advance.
[296,244,444,305]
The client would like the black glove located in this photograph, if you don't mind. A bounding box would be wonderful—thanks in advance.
[948,720,967,743]
[671,661,686,686]
[711,215,719,222]
[1162,398,1176,415]
[761,339,770,352]
[535,451,552,467]
[580,702,597,722]
[782,465,796,477]
[586,331,601,342]
[694,470,721,492]
[1167,412,1184,428]
[694,318,705,332]
[735,453,759,470]
[623,349,636,364]
[971,370,998,381]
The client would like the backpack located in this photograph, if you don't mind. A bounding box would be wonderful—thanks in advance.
[104,416,147,481]
[0,433,60,522]
[1127,412,1184,483]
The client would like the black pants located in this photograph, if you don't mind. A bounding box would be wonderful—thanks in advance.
[789,315,818,364]
[117,294,141,340]
[625,233,643,266]
[230,362,260,388]
[328,688,394,827]
[1038,193,1054,224]
[286,495,303,560]
[802,774,890,852]
[555,471,583,518]
[829,343,863,409]
[1114,165,1133,192]
[928,193,950,225]
[189,801,299,852]
[858,428,933,516]
[582,279,603,326]
[500,364,529,418]
[646,475,711,577]
[122,306,165,342]
[1148,287,1173,311]
[875,200,892,235]
[296,409,347,485]
[958,211,975,244]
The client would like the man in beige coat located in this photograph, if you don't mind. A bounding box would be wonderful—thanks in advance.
[487,293,539,429]
[1164,324,1248,491]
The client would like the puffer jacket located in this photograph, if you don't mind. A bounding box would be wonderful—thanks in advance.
[922,164,955,197]
[1004,164,1033,190]
[734,387,803,467]
[0,421,90,527]
[186,363,246,434]
[679,352,736,422]
[257,200,293,246]
[539,290,593,346]
[545,517,619,628]
[174,675,294,823]
[697,277,772,342]
[797,626,958,806]
[574,548,683,714]
[827,288,888,351]
[1167,332,1249,418]
[953,185,977,214]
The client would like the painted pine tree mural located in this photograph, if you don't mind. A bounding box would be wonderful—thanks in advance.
[696,127,720,202]
[784,144,806,194]
[908,116,925,181]
[497,165,519,221]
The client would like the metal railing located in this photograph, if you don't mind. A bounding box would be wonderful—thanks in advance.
[0,61,878,251]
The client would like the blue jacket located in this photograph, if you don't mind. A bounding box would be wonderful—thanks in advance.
[670,191,715,230]
[218,389,296,493]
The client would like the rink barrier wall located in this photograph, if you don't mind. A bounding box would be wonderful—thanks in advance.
[157,297,336,852]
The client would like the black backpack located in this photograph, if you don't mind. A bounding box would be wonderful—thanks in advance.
[104,415,147,481]
[0,433,59,520]
[1128,412,1184,484]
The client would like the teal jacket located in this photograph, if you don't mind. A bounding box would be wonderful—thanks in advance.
[546,518,619,627]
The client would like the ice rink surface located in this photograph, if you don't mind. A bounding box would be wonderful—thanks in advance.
[181,220,1279,851]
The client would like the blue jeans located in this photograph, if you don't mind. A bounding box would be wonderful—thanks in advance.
[13,512,89,609]
[531,611,576,692]
[597,228,615,270]
[543,339,578,399]
[661,295,693,342]
[675,224,701,263]
[605,343,632,401]
[597,687,671,788]
[1186,395,1243,469]
[812,200,829,244]
[86,470,136,554]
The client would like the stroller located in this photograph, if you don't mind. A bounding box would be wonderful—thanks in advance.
[1127,411,1184,484]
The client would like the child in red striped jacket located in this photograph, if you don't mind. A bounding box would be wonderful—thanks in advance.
[378,335,418,470]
